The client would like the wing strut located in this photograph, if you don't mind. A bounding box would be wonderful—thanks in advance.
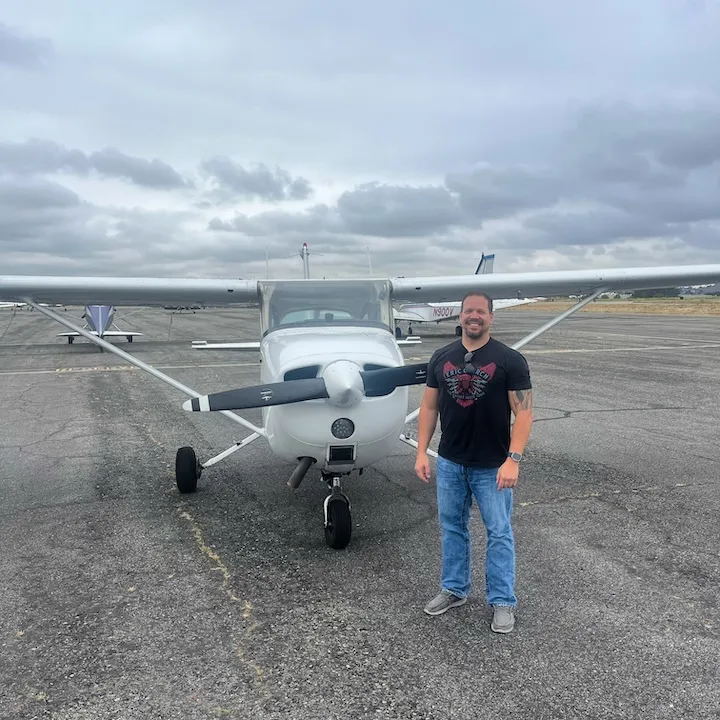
[509,287,607,351]
[24,299,266,438]
[402,287,607,428]
[398,434,439,458]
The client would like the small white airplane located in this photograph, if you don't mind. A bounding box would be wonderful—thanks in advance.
[0,301,27,309]
[56,304,143,346]
[2,260,720,549]
[393,253,539,337]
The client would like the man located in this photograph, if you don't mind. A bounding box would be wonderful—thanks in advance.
[415,291,533,634]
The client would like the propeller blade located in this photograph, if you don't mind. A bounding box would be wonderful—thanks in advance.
[360,363,428,397]
[183,377,328,411]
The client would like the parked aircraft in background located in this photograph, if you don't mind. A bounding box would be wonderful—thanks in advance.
[393,253,539,337]
[57,304,142,345]
[0,302,26,309]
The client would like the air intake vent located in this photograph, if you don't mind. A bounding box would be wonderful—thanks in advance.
[284,365,320,381]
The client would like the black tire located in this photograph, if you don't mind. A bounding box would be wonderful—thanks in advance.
[127,336,133,343]
[408,325,413,335]
[395,326,402,339]
[324,498,352,549]
[176,446,199,493]
[455,325,462,336]
[68,336,74,344]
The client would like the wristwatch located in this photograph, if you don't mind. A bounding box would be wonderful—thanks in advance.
[507,451,523,462]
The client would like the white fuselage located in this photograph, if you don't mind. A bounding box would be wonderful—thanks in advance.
[394,297,537,324]
[260,325,409,473]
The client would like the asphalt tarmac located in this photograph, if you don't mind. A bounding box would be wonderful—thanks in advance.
[1,305,719,719]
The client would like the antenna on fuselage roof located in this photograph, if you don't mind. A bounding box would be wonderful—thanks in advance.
[299,242,311,279]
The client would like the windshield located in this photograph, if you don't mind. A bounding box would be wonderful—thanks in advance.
[259,279,393,334]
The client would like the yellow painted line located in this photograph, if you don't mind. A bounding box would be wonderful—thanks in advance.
[0,343,717,378]
[0,361,260,377]
[56,365,136,373]
[523,343,720,355]
[405,343,720,360]
[160,362,259,370]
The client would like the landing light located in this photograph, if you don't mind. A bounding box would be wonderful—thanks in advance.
[331,418,355,439]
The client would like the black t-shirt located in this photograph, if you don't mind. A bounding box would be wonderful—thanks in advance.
[426,336,532,468]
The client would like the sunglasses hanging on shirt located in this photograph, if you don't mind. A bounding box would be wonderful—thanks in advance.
[464,351,476,373]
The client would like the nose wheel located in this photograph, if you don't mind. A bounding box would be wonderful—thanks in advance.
[323,473,352,549]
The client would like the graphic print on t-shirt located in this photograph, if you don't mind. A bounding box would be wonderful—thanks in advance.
[442,361,497,408]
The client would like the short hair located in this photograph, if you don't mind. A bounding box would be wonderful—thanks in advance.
[461,291,493,313]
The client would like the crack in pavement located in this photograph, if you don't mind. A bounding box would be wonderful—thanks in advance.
[370,465,436,516]
[533,404,691,422]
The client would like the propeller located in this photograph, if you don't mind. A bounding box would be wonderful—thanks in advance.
[360,363,428,397]
[183,362,428,412]
[184,377,328,412]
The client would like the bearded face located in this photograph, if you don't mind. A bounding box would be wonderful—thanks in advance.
[460,295,493,340]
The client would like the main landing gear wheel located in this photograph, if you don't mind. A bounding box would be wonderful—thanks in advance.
[455,325,462,336]
[176,446,201,493]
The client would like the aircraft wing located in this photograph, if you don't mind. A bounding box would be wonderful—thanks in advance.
[492,298,539,310]
[393,307,437,323]
[57,330,144,337]
[191,340,261,351]
[389,264,720,303]
[2,264,720,306]
[0,276,259,307]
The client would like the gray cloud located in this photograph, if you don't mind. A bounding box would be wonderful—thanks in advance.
[90,148,193,190]
[2,4,720,276]
[0,139,192,190]
[336,183,465,237]
[445,167,562,222]
[0,22,52,69]
[209,182,466,239]
[568,104,720,172]
[199,156,312,203]
[0,178,103,258]
[522,208,681,248]
[0,177,80,211]
[209,204,338,236]
[200,100,720,275]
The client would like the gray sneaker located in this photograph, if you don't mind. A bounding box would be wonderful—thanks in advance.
[424,590,467,616]
[491,605,515,633]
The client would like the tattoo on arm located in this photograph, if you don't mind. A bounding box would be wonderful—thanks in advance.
[509,389,533,414]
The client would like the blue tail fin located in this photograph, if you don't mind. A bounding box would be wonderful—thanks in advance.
[474,253,495,275]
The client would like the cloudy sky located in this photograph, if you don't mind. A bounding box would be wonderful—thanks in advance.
[2,1,720,279]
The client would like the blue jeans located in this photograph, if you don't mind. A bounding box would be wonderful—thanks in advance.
[436,455,517,607]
